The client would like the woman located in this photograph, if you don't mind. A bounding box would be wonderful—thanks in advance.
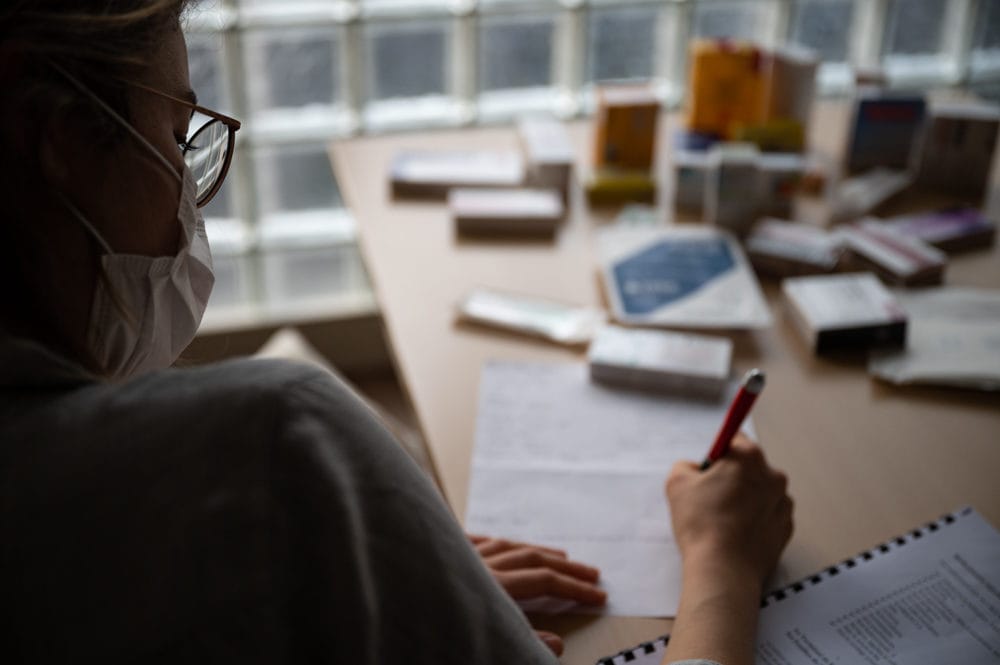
[0,2,793,664]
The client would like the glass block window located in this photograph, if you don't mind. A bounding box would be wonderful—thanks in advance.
[181,0,1000,326]
[789,0,854,63]
[254,143,343,220]
[186,32,228,112]
[882,0,947,57]
[479,14,555,91]
[588,6,659,83]
[971,0,1000,76]
[366,20,450,101]
[693,1,767,41]
[245,28,341,113]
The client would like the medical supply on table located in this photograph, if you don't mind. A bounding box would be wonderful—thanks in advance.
[455,288,605,346]
[517,115,574,202]
[844,93,926,174]
[830,168,911,223]
[839,219,947,287]
[390,150,524,199]
[449,188,564,236]
[882,208,997,253]
[782,272,907,354]
[745,218,843,277]
[588,325,732,399]
[704,142,761,236]
[912,103,1000,202]
[599,226,772,330]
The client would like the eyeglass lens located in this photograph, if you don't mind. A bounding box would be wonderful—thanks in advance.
[184,117,230,204]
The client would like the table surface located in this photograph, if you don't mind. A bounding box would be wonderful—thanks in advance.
[331,100,1000,665]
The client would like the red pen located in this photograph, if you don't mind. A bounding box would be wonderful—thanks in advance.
[700,369,766,471]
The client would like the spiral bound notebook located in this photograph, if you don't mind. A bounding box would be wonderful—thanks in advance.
[597,507,1000,665]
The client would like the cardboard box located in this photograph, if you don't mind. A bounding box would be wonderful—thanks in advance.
[449,188,564,236]
[845,94,926,174]
[589,325,733,399]
[782,272,907,354]
[518,116,574,201]
[687,39,768,140]
[912,104,1000,202]
[839,219,947,286]
[391,150,524,199]
[593,86,660,172]
[704,142,761,236]
[883,208,996,253]
[746,218,842,277]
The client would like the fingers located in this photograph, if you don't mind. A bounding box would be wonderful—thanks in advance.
[485,547,600,582]
[536,630,564,656]
[496,568,608,605]
[474,537,566,559]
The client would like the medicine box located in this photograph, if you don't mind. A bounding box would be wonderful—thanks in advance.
[883,208,997,253]
[745,218,842,277]
[912,104,1000,202]
[518,116,574,201]
[757,152,805,218]
[762,47,818,135]
[687,40,768,140]
[782,273,907,354]
[830,168,911,224]
[593,85,660,172]
[845,94,926,174]
[840,219,947,286]
[390,150,524,199]
[588,325,733,398]
[673,149,711,214]
[704,142,761,237]
[449,188,564,236]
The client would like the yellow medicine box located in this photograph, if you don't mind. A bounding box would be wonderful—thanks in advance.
[593,86,660,172]
[687,40,768,139]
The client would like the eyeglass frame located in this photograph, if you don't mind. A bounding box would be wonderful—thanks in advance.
[128,81,242,208]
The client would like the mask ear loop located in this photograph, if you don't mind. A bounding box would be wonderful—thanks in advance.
[46,61,182,182]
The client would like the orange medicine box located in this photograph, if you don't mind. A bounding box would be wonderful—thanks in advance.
[593,86,660,171]
[687,40,768,139]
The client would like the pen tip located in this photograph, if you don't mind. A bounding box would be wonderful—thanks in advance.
[744,368,766,393]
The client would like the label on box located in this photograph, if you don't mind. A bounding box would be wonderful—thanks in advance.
[783,273,906,330]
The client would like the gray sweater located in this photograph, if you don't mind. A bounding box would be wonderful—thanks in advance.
[0,335,721,665]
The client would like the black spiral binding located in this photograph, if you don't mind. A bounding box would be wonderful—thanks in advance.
[758,506,970,609]
[596,634,670,665]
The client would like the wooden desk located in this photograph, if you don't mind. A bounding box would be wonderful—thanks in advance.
[332,102,1000,665]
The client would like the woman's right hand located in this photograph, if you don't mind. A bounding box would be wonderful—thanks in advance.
[665,434,793,589]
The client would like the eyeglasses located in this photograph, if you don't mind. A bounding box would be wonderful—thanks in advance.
[130,82,242,208]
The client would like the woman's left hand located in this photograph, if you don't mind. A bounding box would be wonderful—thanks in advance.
[469,534,607,655]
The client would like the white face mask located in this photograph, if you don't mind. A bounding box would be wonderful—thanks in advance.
[55,69,215,379]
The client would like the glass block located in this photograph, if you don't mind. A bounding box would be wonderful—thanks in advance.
[185,32,227,112]
[254,143,343,217]
[693,1,765,41]
[883,0,947,57]
[244,28,339,112]
[973,0,1000,54]
[262,243,369,310]
[258,211,370,313]
[366,20,449,100]
[587,6,659,83]
[789,0,853,63]
[201,177,234,220]
[479,15,555,91]
[202,218,253,317]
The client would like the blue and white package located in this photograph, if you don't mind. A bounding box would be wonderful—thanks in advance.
[599,226,772,329]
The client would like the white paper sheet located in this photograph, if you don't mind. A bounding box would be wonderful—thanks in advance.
[598,508,1000,664]
[465,361,747,617]
[869,287,1000,390]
